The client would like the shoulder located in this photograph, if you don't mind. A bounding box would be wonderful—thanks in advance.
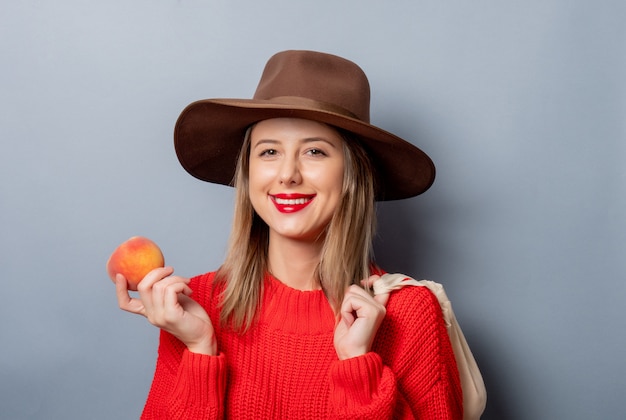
[188,271,223,307]
[384,282,443,323]
[374,282,449,372]
[373,279,463,412]
[369,269,442,322]
[189,270,218,287]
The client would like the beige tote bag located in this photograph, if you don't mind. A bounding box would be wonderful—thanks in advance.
[374,274,487,420]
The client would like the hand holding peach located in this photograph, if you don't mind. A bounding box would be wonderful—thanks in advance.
[106,236,165,290]
[114,265,217,355]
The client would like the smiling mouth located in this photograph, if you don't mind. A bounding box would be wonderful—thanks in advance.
[271,194,315,213]
[274,197,310,205]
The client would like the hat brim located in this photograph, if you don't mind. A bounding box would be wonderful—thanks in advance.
[174,98,435,201]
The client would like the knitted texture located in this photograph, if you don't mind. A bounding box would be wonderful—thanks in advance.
[141,272,462,419]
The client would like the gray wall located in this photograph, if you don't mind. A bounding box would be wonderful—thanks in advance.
[1,1,624,419]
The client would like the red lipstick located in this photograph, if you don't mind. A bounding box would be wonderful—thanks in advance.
[271,193,315,213]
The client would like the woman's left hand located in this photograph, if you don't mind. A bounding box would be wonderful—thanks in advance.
[333,275,389,360]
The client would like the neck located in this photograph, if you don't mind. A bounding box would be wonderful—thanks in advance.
[267,233,324,291]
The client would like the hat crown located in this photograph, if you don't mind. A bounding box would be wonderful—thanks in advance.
[253,50,371,123]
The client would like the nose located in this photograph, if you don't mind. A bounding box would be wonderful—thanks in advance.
[279,155,302,185]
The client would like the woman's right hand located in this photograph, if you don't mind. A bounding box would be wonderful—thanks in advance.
[115,267,217,355]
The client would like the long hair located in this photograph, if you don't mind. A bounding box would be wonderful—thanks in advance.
[216,124,377,332]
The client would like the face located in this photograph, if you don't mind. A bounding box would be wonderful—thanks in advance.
[248,118,345,243]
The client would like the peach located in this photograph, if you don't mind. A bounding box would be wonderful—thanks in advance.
[106,236,165,291]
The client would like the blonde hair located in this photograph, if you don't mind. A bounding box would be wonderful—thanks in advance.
[216,124,376,332]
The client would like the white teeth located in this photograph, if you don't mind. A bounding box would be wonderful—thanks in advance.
[274,197,310,205]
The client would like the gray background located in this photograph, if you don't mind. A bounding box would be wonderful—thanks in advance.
[1,1,624,419]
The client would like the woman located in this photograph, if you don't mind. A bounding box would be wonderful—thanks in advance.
[116,50,463,419]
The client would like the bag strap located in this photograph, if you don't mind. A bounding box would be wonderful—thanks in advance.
[374,273,487,420]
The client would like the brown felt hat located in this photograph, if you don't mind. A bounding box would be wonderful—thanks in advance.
[174,50,435,200]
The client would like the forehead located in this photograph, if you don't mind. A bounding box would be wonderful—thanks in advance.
[250,118,344,143]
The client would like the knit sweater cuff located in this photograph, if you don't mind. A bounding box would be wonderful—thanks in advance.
[170,349,227,417]
[329,352,388,408]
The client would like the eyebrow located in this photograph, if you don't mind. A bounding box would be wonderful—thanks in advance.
[253,137,339,148]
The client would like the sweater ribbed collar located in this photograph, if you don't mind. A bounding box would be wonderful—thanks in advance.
[259,274,336,334]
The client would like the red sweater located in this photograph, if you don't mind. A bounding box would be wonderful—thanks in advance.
[141,272,462,419]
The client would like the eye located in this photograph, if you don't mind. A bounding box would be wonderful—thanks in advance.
[259,148,277,157]
[306,148,327,157]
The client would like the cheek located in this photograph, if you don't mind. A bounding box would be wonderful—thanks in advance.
[248,179,266,212]
[327,164,345,194]
[307,157,345,188]
[248,163,273,190]
[248,159,278,180]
